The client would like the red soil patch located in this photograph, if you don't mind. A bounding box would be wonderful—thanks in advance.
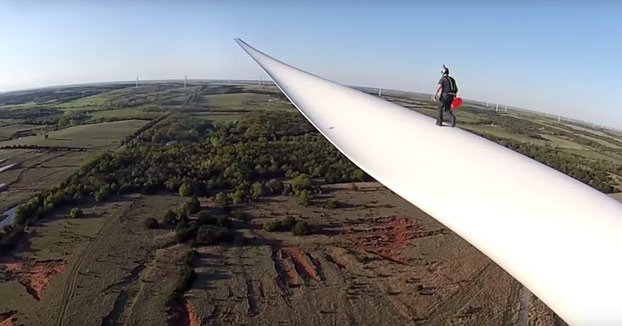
[0,259,22,273]
[342,216,444,263]
[283,247,320,282]
[324,253,347,270]
[0,258,65,301]
[167,298,200,326]
[186,300,200,326]
[272,249,301,287]
[0,311,16,326]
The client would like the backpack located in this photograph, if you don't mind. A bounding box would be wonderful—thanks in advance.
[444,76,458,95]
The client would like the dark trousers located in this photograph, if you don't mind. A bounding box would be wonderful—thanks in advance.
[437,94,456,127]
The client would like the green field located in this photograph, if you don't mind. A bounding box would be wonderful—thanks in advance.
[58,92,114,109]
[201,92,295,111]
[0,119,148,149]
[89,108,158,120]
[190,112,242,122]
[0,123,44,141]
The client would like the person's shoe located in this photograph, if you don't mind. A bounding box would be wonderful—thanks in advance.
[436,121,442,126]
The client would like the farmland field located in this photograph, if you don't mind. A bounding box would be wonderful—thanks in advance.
[0,120,148,150]
[200,92,295,112]
[0,149,86,212]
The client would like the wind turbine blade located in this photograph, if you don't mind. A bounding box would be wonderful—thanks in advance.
[235,38,622,325]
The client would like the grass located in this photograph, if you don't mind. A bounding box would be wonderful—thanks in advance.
[58,93,115,109]
[191,112,242,122]
[201,93,295,112]
[90,108,156,120]
[0,120,148,149]
[0,123,44,141]
[461,124,548,145]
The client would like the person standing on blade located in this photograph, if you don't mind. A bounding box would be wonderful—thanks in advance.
[433,65,458,127]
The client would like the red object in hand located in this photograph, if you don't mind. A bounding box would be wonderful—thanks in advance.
[451,97,463,109]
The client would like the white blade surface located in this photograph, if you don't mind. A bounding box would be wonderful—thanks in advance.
[236,38,622,325]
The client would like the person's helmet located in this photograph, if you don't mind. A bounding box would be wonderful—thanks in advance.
[441,65,449,75]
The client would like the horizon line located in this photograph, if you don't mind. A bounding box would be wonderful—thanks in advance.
[0,78,618,131]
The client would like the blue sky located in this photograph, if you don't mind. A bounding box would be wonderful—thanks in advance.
[1,1,621,128]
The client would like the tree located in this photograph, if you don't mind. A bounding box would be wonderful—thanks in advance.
[144,217,158,229]
[69,207,83,219]
[179,182,192,197]
[44,134,49,140]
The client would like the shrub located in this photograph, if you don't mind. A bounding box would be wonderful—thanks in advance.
[69,207,83,219]
[187,196,200,214]
[282,216,296,230]
[263,216,298,232]
[324,199,338,209]
[233,210,249,221]
[251,182,264,198]
[94,186,110,202]
[263,219,281,232]
[144,217,158,229]
[195,226,233,245]
[178,182,192,197]
[298,190,310,206]
[291,174,312,191]
[230,190,245,204]
[292,221,310,236]
[216,216,231,228]
[174,250,197,293]
[281,184,293,196]
[177,205,189,221]
[214,192,226,203]
[195,226,216,245]
[265,179,284,195]
[0,225,24,254]
[352,169,366,181]
[174,221,198,243]
[198,211,216,225]
[163,209,177,226]
[349,183,359,191]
